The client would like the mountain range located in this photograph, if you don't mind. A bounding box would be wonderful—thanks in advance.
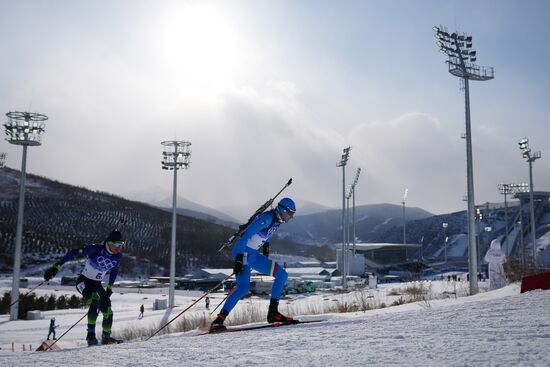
[4,166,547,274]
[0,167,331,277]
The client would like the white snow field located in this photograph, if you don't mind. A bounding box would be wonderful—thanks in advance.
[1,280,549,366]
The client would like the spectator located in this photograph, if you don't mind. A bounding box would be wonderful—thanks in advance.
[138,304,144,319]
[47,318,57,340]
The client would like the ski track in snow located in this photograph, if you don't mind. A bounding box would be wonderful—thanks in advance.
[1,287,549,366]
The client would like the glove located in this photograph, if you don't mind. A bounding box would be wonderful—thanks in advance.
[106,284,113,297]
[233,253,244,275]
[261,243,270,257]
[44,263,61,281]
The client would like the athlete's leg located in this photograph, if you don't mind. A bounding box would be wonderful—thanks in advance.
[248,250,288,300]
[97,287,113,336]
[220,264,251,314]
[77,277,101,341]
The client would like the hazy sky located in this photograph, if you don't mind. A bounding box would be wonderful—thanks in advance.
[1,0,549,216]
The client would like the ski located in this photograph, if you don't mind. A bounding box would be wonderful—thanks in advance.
[196,319,324,336]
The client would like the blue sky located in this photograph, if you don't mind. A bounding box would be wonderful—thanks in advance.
[1,0,549,217]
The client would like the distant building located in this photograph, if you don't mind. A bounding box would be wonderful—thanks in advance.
[337,243,422,274]
[296,260,322,268]
[192,268,234,280]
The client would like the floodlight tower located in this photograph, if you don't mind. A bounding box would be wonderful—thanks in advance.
[497,183,514,255]
[345,185,352,278]
[402,188,408,246]
[475,207,484,268]
[161,140,192,308]
[512,182,529,264]
[518,138,541,264]
[442,222,448,263]
[351,168,361,254]
[0,152,6,168]
[4,111,47,320]
[337,146,350,289]
[433,25,494,295]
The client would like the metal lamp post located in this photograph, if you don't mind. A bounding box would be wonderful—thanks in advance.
[497,182,528,257]
[475,207,483,267]
[497,183,513,255]
[337,146,350,289]
[518,138,541,265]
[402,188,408,259]
[433,25,494,295]
[161,140,192,308]
[4,111,47,320]
[442,222,448,263]
[512,183,529,263]
[351,168,361,254]
[344,167,361,280]
[345,185,352,278]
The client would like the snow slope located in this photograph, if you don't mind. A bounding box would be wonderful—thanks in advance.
[1,281,549,366]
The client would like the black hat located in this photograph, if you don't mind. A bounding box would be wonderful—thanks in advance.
[105,230,124,243]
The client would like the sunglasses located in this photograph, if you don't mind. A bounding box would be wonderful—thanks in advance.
[107,240,125,248]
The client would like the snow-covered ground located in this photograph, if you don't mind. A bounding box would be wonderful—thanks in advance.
[1,278,549,366]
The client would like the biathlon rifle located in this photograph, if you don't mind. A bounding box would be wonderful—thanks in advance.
[217,178,292,253]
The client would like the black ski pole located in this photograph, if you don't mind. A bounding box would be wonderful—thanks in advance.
[218,178,293,253]
[208,286,235,317]
[9,280,46,308]
[146,273,234,341]
[44,310,88,351]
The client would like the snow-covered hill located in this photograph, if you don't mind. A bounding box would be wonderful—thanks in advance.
[1,280,549,366]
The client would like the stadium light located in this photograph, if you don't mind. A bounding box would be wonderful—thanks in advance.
[161,140,192,308]
[511,183,529,264]
[442,223,448,263]
[497,183,527,256]
[517,137,541,265]
[351,168,361,254]
[336,146,350,289]
[402,188,409,259]
[433,25,494,295]
[4,111,47,320]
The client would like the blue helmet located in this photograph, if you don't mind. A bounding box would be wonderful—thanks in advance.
[277,197,296,214]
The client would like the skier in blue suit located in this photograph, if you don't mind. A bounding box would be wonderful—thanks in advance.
[210,198,297,331]
[44,230,124,346]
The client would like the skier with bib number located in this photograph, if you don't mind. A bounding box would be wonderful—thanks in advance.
[210,198,297,332]
[43,230,124,346]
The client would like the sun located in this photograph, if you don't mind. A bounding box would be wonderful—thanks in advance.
[157,3,243,96]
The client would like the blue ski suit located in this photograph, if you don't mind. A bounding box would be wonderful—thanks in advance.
[222,210,288,314]
[58,244,122,336]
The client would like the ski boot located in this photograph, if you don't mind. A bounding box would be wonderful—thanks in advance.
[267,299,298,324]
[209,310,229,332]
[101,332,122,345]
[86,331,99,347]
